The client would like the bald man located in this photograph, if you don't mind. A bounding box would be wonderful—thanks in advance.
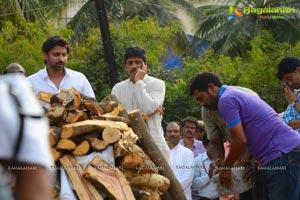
[4,63,25,75]
[166,122,194,200]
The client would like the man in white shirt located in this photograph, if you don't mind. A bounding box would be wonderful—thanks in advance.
[27,36,114,200]
[111,46,170,164]
[0,74,53,200]
[192,133,219,200]
[166,122,194,200]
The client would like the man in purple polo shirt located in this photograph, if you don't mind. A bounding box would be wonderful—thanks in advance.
[188,72,300,200]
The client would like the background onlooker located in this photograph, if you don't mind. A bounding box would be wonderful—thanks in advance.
[166,122,194,200]
[3,63,25,75]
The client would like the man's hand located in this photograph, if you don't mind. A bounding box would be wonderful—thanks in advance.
[209,159,223,178]
[284,85,297,103]
[219,169,232,188]
[149,105,165,116]
[134,61,147,82]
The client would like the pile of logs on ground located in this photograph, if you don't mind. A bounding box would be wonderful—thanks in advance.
[38,88,185,200]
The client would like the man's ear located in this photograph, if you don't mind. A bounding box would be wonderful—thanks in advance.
[296,66,300,73]
[207,83,218,95]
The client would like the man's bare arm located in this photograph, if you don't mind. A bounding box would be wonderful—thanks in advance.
[14,163,52,200]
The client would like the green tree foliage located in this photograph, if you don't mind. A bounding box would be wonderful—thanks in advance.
[1,20,299,122]
[192,0,300,56]
[0,21,71,75]
[165,31,300,122]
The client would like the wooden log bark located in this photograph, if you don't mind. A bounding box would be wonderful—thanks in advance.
[49,126,62,147]
[128,110,186,200]
[107,94,129,119]
[83,156,135,200]
[92,115,130,124]
[60,154,103,200]
[61,119,129,139]
[122,169,170,193]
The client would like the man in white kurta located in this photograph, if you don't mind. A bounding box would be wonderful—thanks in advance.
[111,46,170,164]
[0,74,53,200]
[27,36,114,200]
[166,122,194,200]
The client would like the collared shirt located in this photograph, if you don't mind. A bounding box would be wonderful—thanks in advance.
[111,74,170,163]
[180,139,205,158]
[282,89,300,133]
[192,152,219,199]
[218,85,300,165]
[27,67,95,108]
[170,143,194,200]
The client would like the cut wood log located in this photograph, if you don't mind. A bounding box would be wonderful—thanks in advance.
[83,156,135,200]
[107,94,129,119]
[56,139,77,151]
[97,101,115,113]
[63,109,84,123]
[61,119,129,139]
[102,127,122,144]
[50,88,82,110]
[140,188,161,200]
[137,155,159,174]
[130,187,161,200]
[128,110,186,200]
[47,106,65,124]
[49,126,62,147]
[91,115,130,124]
[37,91,53,104]
[103,107,119,117]
[72,140,90,156]
[60,154,103,200]
[120,152,144,170]
[50,147,63,161]
[114,139,133,158]
[119,144,145,169]
[121,128,139,144]
[83,100,103,116]
[122,169,170,193]
[87,137,109,151]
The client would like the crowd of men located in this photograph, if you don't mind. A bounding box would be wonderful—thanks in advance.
[1,36,299,200]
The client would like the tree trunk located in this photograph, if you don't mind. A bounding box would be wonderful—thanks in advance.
[128,110,186,200]
[94,0,119,88]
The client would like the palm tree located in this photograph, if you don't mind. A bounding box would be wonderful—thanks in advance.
[192,0,300,56]
[67,0,195,39]
[0,0,47,29]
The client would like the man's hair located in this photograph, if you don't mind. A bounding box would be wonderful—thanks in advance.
[42,36,69,53]
[124,46,147,63]
[188,72,222,96]
[276,57,300,80]
[3,63,25,75]
[180,116,199,130]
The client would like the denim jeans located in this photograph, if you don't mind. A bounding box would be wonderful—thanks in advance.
[253,148,300,200]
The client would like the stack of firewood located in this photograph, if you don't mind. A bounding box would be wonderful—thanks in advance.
[38,88,181,200]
